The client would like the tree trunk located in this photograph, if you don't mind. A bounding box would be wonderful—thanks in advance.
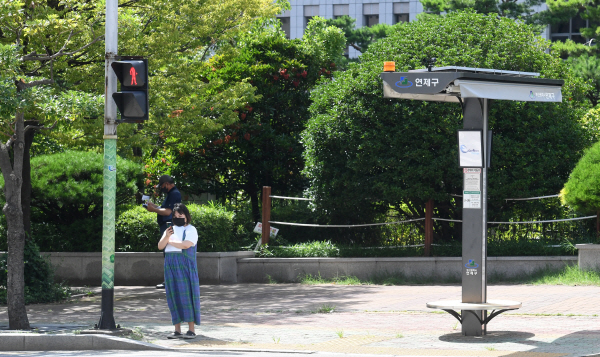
[21,120,39,239]
[0,113,30,330]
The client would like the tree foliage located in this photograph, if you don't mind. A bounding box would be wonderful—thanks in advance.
[561,121,600,215]
[420,0,545,24]
[172,18,345,221]
[303,11,591,242]
[545,0,600,57]
[325,16,394,54]
[567,54,600,107]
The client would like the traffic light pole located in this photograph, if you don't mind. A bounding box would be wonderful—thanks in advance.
[99,0,118,330]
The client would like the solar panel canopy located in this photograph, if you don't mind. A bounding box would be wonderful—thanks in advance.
[381,67,564,102]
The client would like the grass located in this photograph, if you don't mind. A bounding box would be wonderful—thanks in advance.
[489,265,600,286]
[296,265,600,287]
[336,329,344,338]
[313,304,336,313]
[299,272,460,286]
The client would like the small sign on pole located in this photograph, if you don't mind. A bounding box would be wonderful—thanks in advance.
[458,130,483,167]
[463,168,481,209]
[254,222,279,237]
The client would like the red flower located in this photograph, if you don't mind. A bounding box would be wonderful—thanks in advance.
[214,139,223,145]
[292,80,300,87]
[282,74,290,80]
[244,133,251,141]
[225,135,231,143]
[161,158,166,163]
[145,179,151,185]
[245,106,253,112]
[273,75,279,80]
[301,70,307,78]
[241,113,247,120]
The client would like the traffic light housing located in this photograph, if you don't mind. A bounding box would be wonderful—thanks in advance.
[111,58,148,123]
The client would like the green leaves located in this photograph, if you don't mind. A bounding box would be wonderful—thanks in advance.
[303,11,591,238]
[561,140,600,215]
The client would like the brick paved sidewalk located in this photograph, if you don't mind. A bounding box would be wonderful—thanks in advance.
[1,284,599,356]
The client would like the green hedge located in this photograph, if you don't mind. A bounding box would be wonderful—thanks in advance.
[0,239,71,304]
[0,150,143,252]
[116,202,242,252]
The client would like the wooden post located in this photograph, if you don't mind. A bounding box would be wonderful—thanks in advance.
[424,199,434,256]
[262,186,272,245]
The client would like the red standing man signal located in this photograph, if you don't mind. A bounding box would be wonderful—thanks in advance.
[129,66,138,86]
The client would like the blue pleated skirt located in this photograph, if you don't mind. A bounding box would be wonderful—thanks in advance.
[164,252,201,325]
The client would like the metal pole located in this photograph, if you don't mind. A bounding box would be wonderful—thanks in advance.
[262,186,271,245]
[461,98,486,336]
[99,0,118,330]
[424,199,433,256]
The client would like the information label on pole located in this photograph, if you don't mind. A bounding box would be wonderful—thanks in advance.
[463,168,481,209]
[253,222,279,237]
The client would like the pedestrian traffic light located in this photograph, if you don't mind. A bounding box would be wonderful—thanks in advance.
[111,58,148,123]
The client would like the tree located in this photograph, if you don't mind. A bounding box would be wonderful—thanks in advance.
[325,16,394,54]
[420,0,545,22]
[544,0,600,57]
[561,106,600,214]
[567,55,600,107]
[172,18,346,222]
[0,0,283,329]
[0,31,103,331]
[303,11,591,243]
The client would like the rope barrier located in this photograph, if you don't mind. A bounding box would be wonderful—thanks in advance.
[268,218,425,228]
[504,194,559,201]
[267,215,596,228]
[488,215,596,224]
[270,195,312,201]
[433,217,463,222]
[272,193,561,202]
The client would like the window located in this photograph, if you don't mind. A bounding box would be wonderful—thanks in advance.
[551,13,591,45]
[277,10,291,38]
[304,5,319,29]
[393,2,409,24]
[363,3,379,27]
[333,4,349,19]
[278,17,290,39]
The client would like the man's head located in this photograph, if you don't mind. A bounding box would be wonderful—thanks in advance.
[157,175,175,194]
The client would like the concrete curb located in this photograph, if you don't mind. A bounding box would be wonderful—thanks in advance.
[0,333,167,351]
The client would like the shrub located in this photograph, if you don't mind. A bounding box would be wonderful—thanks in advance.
[116,205,159,252]
[116,202,241,252]
[0,150,143,252]
[561,140,600,215]
[0,239,71,304]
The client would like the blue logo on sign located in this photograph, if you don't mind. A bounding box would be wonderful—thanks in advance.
[529,91,535,99]
[465,259,479,268]
[460,145,468,153]
[108,165,116,172]
[395,77,413,88]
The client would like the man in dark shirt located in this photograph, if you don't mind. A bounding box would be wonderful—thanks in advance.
[145,174,182,289]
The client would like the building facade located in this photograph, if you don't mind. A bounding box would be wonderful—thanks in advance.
[277,1,589,58]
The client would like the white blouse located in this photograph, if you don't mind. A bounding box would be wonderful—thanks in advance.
[165,225,198,253]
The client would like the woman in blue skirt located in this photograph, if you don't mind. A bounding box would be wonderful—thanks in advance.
[158,203,201,339]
